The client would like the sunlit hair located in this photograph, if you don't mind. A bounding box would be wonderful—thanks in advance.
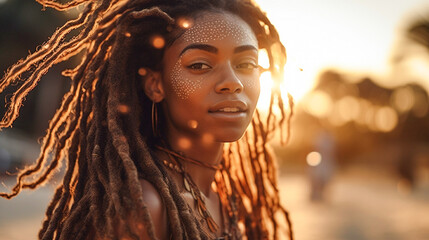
[0,0,294,239]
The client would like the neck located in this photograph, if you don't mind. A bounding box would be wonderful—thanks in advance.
[164,134,224,195]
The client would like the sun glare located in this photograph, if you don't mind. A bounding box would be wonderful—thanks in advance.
[257,71,273,110]
[257,50,315,111]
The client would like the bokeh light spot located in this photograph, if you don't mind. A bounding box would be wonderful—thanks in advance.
[306,151,322,166]
[124,32,131,37]
[151,35,165,49]
[202,133,214,145]
[305,90,333,118]
[391,86,414,113]
[338,96,360,122]
[117,104,130,114]
[178,138,191,149]
[138,67,147,77]
[363,105,377,131]
[187,120,198,129]
[328,103,347,126]
[356,99,371,125]
[177,17,193,29]
[137,223,144,230]
[374,106,398,132]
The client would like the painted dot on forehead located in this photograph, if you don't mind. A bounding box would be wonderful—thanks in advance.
[181,13,256,45]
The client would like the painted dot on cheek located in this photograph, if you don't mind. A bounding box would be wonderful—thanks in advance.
[170,58,203,100]
[243,78,259,90]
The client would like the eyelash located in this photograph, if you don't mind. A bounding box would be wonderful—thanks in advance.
[186,61,258,71]
[187,63,211,70]
[236,62,258,69]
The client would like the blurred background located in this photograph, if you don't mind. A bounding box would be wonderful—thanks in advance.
[1,0,429,239]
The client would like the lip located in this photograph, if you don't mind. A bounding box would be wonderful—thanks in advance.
[208,100,248,113]
[208,100,248,120]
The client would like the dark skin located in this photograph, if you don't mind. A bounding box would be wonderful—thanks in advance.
[141,11,260,239]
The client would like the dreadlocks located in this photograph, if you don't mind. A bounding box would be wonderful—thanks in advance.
[0,0,294,239]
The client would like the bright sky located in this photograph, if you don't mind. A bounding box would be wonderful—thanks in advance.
[256,0,429,102]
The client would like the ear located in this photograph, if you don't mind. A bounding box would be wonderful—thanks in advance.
[143,70,164,103]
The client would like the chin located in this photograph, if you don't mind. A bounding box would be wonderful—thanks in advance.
[216,129,247,143]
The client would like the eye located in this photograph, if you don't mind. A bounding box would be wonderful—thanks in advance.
[187,63,212,70]
[236,62,258,69]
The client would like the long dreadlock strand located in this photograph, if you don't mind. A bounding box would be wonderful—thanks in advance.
[40,95,86,239]
[56,93,94,240]
[104,37,158,240]
[0,3,93,92]
[35,0,88,11]
[1,0,294,239]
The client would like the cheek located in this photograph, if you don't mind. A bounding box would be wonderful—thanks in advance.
[170,58,203,100]
[244,75,261,104]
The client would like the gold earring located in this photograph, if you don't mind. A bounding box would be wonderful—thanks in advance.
[152,101,158,137]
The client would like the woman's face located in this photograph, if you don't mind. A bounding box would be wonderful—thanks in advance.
[160,11,260,144]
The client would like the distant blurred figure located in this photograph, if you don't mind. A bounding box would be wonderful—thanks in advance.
[397,144,416,193]
[308,130,337,201]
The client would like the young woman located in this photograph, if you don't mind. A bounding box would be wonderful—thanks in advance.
[0,0,293,239]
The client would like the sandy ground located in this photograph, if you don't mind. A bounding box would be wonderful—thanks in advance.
[1,167,428,240]
[280,167,429,240]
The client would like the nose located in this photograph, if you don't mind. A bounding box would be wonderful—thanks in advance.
[215,63,243,94]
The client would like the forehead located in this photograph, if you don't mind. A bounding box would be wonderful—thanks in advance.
[176,12,257,46]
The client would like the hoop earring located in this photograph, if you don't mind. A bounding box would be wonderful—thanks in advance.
[152,101,158,137]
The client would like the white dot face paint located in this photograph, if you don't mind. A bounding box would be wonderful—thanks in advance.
[170,57,203,100]
[161,11,261,143]
[181,14,256,46]
[167,12,258,99]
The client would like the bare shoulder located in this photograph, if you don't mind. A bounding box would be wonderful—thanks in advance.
[139,179,169,239]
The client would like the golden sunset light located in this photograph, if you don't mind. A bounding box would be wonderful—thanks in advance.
[256,0,429,105]
[1,1,429,239]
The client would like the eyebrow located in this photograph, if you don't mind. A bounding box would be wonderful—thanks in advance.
[180,44,218,56]
[234,45,258,54]
[179,44,258,56]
